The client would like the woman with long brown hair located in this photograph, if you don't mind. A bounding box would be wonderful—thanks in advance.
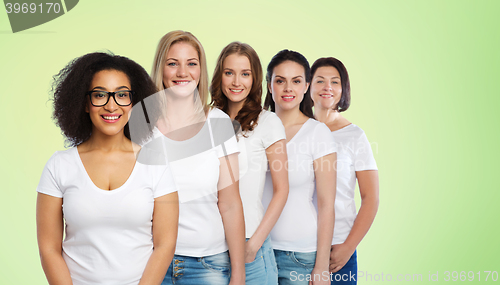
[211,42,289,284]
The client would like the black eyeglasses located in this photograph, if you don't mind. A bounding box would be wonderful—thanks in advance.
[86,90,134,107]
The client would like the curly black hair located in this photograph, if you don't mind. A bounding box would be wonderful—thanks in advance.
[51,52,158,146]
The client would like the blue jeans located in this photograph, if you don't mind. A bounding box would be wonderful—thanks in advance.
[274,250,317,285]
[330,250,357,284]
[246,236,278,285]
[161,251,230,285]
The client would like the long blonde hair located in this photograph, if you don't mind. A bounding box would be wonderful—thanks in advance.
[151,30,210,120]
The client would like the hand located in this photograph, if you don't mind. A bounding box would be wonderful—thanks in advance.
[309,266,330,285]
[244,240,258,263]
[329,243,355,273]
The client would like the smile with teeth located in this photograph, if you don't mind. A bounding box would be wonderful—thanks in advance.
[230,89,243,94]
[101,115,121,120]
[173,80,190,85]
[320,94,333,98]
[282,96,295,99]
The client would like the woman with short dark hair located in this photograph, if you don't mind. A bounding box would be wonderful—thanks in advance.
[310,57,379,285]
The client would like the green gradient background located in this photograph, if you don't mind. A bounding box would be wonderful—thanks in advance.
[1,0,499,284]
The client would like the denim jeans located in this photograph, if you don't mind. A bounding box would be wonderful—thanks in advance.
[274,250,317,285]
[246,236,278,284]
[161,251,230,285]
[330,250,357,284]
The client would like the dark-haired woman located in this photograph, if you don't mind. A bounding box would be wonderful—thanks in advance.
[36,52,179,285]
[211,42,288,284]
[262,50,336,285]
[310,57,379,285]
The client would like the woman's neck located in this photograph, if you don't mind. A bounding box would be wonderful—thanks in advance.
[275,105,307,127]
[164,93,205,131]
[227,99,245,120]
[314,104,340,124]
[82,130,131,152]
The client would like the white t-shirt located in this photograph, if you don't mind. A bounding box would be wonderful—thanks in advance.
[144,108,239,257]
[263,119,336,252]
[237,110,286,238]
[314,124,377,245]
[36,147,177,285]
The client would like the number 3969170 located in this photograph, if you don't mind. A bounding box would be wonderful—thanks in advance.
[444,271,498,282]
[5,3,62,14]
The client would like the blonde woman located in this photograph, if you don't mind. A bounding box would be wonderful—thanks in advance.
[147,31,246,285]
[211,42,289,284]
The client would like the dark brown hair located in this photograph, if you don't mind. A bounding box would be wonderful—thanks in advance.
[210,42,263,134]
[310,57,351,112]
[51,52,157,146]
[263,49,313,118]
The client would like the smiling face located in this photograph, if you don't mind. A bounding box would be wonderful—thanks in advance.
[221,53,253,104]
[162,41,201,97]
[269,60,309,112]
[310,66,342,110]
[86,69,132,138]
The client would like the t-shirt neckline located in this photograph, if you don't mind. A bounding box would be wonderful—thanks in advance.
[159,108,215,145]
[332,123,354,133]
[287,118,312,145]
[73,147,138,193]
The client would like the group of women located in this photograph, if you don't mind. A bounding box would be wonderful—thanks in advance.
[36,30,379,285]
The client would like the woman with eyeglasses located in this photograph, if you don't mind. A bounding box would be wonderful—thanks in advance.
[310,57,379,285]
[146,31,245,285]
[210,42,289,284]
[262,50,337,285]
[36,52,179,285]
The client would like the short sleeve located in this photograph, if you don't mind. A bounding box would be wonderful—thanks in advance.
[215,133,239,158]
[36,153,63,198]
[153,164,177,198]
[208,110,239,158]
[354,131,378,171]
[261,112,286,149]
[311,122,337,161]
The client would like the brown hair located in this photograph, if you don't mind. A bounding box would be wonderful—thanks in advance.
[210,42,263,134]
[310,57,351,112]
[151,30,210,117]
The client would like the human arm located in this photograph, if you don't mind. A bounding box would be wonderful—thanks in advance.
[218,153,245,285]
[311,152,336,285]
[245,139,288,263]
[139,191,179,285]
[329,170,379,273]
[36,193,73,285]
